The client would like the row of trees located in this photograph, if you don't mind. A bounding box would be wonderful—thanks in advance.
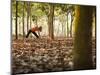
[12,0,74,39]
[12,0,96,70]
[12,1,32,39]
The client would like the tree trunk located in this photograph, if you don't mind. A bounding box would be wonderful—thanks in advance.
[73,6,94,70]
[30,3,32,38]
[67,13,69,38]
[15,1,18,39]
[30,3,32,29]
[93,7,96,39]
[70,14,73,37]
[35,17,38,26]
[22,2,25,38]
[62,23,64,37]
[48,4,54,39]
[27,2,30,33]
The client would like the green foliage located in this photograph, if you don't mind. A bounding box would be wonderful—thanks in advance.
[17,1,24,17]
[30,3,49,22]
[12,1,75,19]
[12,0,16,17]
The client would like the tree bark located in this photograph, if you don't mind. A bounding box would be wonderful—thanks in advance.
[93,7,96,39]
[22,2,25,38]
[30,3,32,29]
[27,2,30,33]
[67,12,69,38]
[73,6,94,70]
[48,4,54,39]
[15,1,18,39]
[30,3,32,38]
[70,12,73,37]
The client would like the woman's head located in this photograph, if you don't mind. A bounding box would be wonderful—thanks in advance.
[39,26,42,32]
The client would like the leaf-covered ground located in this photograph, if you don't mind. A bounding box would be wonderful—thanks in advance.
[12,37,96,74]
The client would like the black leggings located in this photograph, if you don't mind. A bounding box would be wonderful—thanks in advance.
[26,30,39,38]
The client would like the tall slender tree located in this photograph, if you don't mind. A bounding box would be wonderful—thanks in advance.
[67,12,69,37]
[15,1,18,39]
[22,2,25,38]
[30,2,32,29]
[48,3,54,39]
[73,5,95,70]
[69,11,73,37]
[27,2,30,33]
[69,6,75,37]
[29,2,32,38]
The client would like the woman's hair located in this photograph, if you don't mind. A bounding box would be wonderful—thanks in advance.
[39,26,42,31]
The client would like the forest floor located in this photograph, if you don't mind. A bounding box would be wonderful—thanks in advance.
[12,37,96,74]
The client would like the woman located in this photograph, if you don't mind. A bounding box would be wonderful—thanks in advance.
[26,26,42,38]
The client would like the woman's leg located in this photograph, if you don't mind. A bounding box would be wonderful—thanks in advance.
[26,30,32,38]
[32,32,39,38]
